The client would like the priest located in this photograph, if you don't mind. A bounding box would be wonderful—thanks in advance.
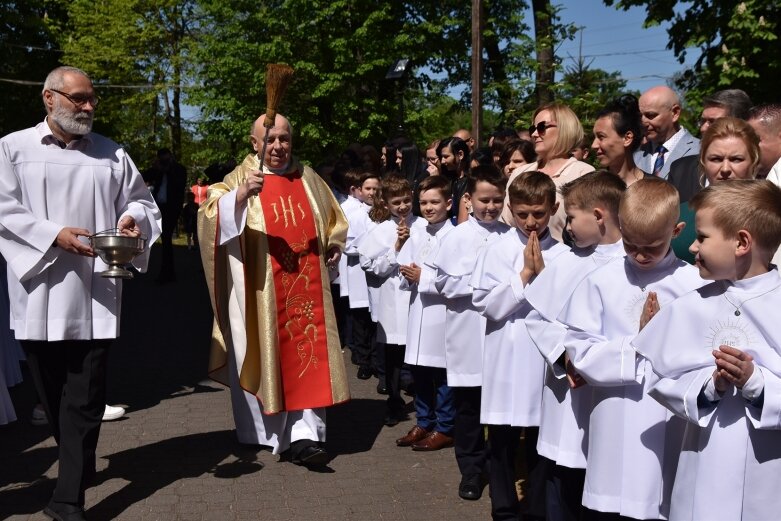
[198,113,349,466]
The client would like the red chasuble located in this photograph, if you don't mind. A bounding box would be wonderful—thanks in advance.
[259,171,333,411]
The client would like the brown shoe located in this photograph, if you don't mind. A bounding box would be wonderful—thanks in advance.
[411,431,454,451]
[396,425,431,447]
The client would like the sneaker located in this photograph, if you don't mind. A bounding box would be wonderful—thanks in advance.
[31,405,47,426]
[102,404,126,421]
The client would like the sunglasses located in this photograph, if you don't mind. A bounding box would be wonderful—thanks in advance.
[529,121,557,136]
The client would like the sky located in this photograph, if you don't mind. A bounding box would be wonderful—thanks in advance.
[551,0,696,93]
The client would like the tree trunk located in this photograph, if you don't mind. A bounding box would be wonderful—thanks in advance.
[532,0,554,106]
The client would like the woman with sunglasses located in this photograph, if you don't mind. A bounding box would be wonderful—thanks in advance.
[592,95,652,187]
[501,103,594,241]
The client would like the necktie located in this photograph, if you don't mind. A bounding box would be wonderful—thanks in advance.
[652,145,667,177]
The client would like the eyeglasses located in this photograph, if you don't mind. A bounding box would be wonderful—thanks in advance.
[529,121,557,136]
[49,89,100,108]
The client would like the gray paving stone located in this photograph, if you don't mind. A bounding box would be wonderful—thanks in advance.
[0,247,492,520]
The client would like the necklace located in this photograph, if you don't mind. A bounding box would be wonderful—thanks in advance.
[723,287,778,316]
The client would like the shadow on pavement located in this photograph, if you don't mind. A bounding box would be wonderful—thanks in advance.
[0,430,262,519]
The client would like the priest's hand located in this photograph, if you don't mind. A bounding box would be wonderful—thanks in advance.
[56,227,95,257]
[638,291,660,331]
[713,345,755,391]
[236,169,264,205]
[117,216,141,237]
[325,246,341,270]
[400,263,421,284]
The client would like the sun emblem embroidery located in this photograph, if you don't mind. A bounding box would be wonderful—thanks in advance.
[705,318,755,351]
[624,291,647,330]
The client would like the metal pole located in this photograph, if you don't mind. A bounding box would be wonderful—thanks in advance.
[471,0,483,146]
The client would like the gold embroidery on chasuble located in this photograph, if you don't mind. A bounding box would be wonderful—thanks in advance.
[260,171,334,411]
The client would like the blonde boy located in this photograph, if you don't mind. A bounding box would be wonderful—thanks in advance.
[525,171,626,521]
[634,180,781,521]
[556,178,705,520]
[471,171,569,520]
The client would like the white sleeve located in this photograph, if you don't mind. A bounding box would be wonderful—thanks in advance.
[115,152,162,272]
[746,366,781,430]
[417,262,439,295]
[217,190,248,245]
[0,143,64,281]
[526,310,568,378]
[648,366,719,426]
[564,328,642,386]
[436,271,473,299]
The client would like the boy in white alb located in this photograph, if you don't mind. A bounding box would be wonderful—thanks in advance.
[557,178,705,520]
[358,176,426,425]
[394,175,456,451]
[524,171,626,521]
[634,180,781,521]
[432,166,510,501]
[341,170,380,379]
[471,171,569,521]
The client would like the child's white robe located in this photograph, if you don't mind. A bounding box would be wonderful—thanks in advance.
[433,216,510,387]
[337,195,362,297]
[634,269,781,521]
[471,230,567,426]
[343,200,371,309]
[525,240,624,468]
[398,220,454,368]
[358,215,426,344]
[558,251,704,520]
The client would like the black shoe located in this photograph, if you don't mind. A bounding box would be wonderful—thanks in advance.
[376,382,389,394]
[43,501,87,521]
[383,410,408,427]
[288,440,329,466]
[458,474,482,500]
[357,366,372,380]
[293,445,329,466]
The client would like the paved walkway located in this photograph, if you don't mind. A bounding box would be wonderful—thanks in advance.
[1,245,491,520]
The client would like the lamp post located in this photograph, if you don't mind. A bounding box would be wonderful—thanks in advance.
[385,58,410,137]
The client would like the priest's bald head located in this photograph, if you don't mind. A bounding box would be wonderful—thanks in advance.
[251,114,292,171]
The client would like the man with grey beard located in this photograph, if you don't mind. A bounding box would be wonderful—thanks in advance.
[0,66,161,521]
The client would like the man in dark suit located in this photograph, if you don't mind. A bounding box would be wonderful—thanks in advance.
[668,89,753,202]
[634,85,700,179]
[151,148,186,283]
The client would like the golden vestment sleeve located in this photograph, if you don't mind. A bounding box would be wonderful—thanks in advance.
[197,155,349,413]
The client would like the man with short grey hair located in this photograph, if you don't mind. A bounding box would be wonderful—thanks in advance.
[0,66,161,521]
[634,85,700,179]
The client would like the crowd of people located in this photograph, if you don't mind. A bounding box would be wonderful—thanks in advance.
[321,85,781,521]
[3,64,781,521]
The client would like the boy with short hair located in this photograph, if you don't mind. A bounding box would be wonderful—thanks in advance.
[432,165,511,500]
[358,176,426,425]
[524,171,626,521]
[341,170,380,379]
[557,178,704,520]
[634,180,781,521]
[471,171,569,521]
[395,175,456,451]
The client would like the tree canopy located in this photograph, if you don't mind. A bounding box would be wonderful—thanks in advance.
[605,0,780,108]
[4,0,744,171]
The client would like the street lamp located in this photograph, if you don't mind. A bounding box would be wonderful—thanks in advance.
[385,59,411,136]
